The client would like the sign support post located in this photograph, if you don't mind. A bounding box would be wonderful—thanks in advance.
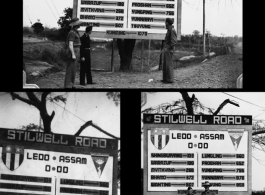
[111,39,115,72]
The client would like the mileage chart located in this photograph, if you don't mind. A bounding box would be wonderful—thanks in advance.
[147,128,248,192]
[75,0,178,39]
[77,0,128,31]
[128,0,176,33]
[0,147,113,194]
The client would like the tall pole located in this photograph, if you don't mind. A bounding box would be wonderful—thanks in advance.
[177,0,182,40]
[111,39,115,72]
[203,0,206,56]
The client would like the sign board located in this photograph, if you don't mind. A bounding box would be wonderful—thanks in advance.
[0,128,118,195]
[143,114,252,195]
[73,0,179,39]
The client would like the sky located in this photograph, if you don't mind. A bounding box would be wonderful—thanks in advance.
[141,92,265,191]
[23,0,242,37]
[0,92,120,140]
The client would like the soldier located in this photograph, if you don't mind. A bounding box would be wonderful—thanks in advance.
[201,181,214,195]
[64,18,83,88]
[80,26,95,85]
[162,18,178,83]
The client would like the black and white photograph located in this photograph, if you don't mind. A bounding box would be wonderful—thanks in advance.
[0,92,120,194]
[141,92,265,195]
[23,0,242,88]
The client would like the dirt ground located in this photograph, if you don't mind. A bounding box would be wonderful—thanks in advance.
[26,54,242,88]
[24,38,242,88]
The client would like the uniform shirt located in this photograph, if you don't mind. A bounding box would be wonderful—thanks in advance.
[80,33,91,59]
[164,25,178,50]
[67,29,81,47]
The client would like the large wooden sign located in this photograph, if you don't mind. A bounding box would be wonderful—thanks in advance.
[73,0,179,39]
[0,128,118,195]
[143,114,252,195]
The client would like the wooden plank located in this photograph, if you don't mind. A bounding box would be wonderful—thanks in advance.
[111,39,115,72]
[141,40,144,71]
[177,0,182,40]
[73,0,78,18]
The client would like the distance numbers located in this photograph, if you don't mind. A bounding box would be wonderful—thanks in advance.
[132,10,174,15]
[132,3,174,8]
[81,1,124,6]
[151,175,194,180]
[151,168,194,172]
[80,15,123,21]
[210,183,245,187]
[45,165,69,173]
[202,161,244,166]
[80,8,124,13]
[151,161,194,165]
[81,22,123,28]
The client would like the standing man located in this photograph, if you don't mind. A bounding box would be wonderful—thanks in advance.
[64,18,83,88]
[80,26,95,85]
[162,18,178,83]
[201,181,215,195]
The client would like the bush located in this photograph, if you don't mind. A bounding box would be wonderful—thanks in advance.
[32,22,44,34]
[41,49,57,64]
[57,48,69,61]
[40,28,64,41]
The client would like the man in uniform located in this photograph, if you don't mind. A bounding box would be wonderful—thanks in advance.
[64,18,83,88]
[80,26,95,85]
[201,181,215,195]
[162,18,178,83]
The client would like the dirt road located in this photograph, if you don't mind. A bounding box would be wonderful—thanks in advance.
[27,53,242,88]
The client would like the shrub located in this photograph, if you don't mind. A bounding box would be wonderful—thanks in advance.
[41,49,57,64]
[32,22,44,34]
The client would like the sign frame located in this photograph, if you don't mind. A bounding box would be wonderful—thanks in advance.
[0,128,118,195]
[73,0,181,40]
[143,114,252,195]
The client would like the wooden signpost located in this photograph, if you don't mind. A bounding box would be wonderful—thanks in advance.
[72,0,181,71]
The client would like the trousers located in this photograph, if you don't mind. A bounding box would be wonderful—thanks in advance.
[162,49,174,83]
[80,49,92,84]
[64,48,79,88]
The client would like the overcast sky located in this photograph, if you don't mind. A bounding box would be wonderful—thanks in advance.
[141,92,265,191]
[0,92,120,140]
[23,0,242,37]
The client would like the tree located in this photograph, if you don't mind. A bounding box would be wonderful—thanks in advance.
[117,39,136,70]
[193,30,200,37]
[9,92,120,136]
[57,7,73,41]
[9,92,120,185]
[10,92,59,133]
[31,20,44,34]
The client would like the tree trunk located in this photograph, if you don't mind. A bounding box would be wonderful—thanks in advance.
[117,39,136,70]
[10,92,55,133]
[40,111,55,133]
[180,92,195,115]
